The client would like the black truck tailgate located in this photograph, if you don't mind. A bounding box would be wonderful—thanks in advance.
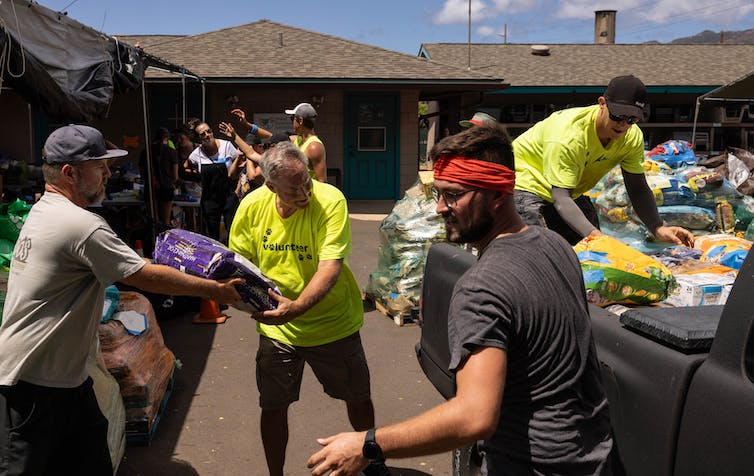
[590,305,710,476]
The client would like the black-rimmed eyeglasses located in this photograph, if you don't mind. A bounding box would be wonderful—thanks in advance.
[430,186,477,208]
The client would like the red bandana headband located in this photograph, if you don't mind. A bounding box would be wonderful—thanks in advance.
[433,155,515,195]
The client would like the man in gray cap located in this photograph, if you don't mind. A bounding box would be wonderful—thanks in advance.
[512,74,694,246]
[0,125,242,475]
[285,102,327,182]
[459,111,498,129]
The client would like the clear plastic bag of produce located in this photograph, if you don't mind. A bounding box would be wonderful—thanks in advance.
[365,177,448,315]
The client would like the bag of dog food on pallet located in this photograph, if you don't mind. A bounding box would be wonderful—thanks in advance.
[98,291,175,445]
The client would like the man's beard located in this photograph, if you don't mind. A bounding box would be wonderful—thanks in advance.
[445,207,495,245]
[78,181,106,207]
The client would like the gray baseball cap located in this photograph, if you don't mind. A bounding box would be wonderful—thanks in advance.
[43,124,128,164]
[284,102,317,118]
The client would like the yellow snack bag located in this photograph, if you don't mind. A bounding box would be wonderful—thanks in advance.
[574,235,676,306]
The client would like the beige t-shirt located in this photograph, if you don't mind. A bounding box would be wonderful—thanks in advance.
[0,192,144,387]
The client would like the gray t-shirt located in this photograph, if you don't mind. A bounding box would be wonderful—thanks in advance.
[0,192,145,388]
[448,226,612,475]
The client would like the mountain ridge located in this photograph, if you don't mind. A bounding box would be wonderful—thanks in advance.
[661,28,754,44]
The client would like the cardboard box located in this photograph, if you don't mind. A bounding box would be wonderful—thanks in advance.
[664,273,736,307]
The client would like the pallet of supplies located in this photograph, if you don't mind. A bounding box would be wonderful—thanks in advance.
[365,175,446,325]
[98,291,175,445]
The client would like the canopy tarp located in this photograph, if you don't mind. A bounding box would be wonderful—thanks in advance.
[692,70,754,145]
[0,0,201,223]
[0,0,198,122]
[0,0,142,121]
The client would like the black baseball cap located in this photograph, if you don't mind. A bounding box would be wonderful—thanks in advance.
[245,134,263,146]
[604,75,647,118]
[267,132,291,145]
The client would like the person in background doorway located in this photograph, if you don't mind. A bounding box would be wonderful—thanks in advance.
[266,131,292,149]
[151,126,179,226]
[512,74,694,246]
[230,135,265,204]
[459,111,499,129]
[0,125,241,476]
[187,122,238,242]
[285,102,327,182]
[176,124,199,182]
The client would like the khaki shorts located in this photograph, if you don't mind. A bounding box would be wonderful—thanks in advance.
[256,332,371,409]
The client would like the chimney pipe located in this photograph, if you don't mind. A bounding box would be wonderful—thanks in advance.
[594,10,616,44]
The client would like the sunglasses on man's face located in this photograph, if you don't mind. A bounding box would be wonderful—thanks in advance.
[607,109,640,125]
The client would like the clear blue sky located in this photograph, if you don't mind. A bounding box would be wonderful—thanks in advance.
[38,0,754,55]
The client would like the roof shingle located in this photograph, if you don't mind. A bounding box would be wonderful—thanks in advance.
[122,21,502,83]
[420,43,754,87]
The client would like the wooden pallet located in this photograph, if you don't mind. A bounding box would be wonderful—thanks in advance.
[125,373,174,446]
[365,294,418,326]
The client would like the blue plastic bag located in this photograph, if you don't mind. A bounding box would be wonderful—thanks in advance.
[647,140,696,169]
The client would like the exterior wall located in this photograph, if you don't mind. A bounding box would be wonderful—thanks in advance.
[399,90,420,194]
[204,85,346,179]
[203,85,422,198]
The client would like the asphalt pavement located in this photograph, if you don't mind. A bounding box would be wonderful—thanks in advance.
[116,200,452,476]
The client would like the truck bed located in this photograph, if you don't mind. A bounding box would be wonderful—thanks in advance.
[590,306,710,475]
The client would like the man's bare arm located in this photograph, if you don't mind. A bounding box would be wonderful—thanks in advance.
[307,347,507,475]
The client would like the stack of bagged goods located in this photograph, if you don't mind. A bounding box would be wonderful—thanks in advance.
[649,245,739,307]
[694,234,752,271]
[578,140,754,309]
[646,139,696,169]
[574,235,676,307]
[153,228,280,311]
[365,173,448,318]
[591,141,754,247]
[0,199,31,268]
[98,291,176,445]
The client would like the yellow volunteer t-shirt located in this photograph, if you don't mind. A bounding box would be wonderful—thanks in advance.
[295,135,326,180]
[513,105,645,202]
[228,180,363,347]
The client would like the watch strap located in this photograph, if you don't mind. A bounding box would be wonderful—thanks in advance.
[363,428,385,463]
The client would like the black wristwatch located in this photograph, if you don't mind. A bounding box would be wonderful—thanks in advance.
[362,428,385,463]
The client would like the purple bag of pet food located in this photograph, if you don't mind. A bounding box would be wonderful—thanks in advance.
[153,229,280,312]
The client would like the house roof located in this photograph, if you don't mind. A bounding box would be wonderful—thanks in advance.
[419,43,754,89]
[117,20,504,91]
[113,35,185,49]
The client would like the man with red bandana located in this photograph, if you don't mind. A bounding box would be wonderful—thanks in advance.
[307,124,618,476]
[513,74,694,246]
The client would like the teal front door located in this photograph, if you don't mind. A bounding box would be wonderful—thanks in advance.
[344,94,399,199]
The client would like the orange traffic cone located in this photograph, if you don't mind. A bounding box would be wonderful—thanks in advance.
[192,299,228,324]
